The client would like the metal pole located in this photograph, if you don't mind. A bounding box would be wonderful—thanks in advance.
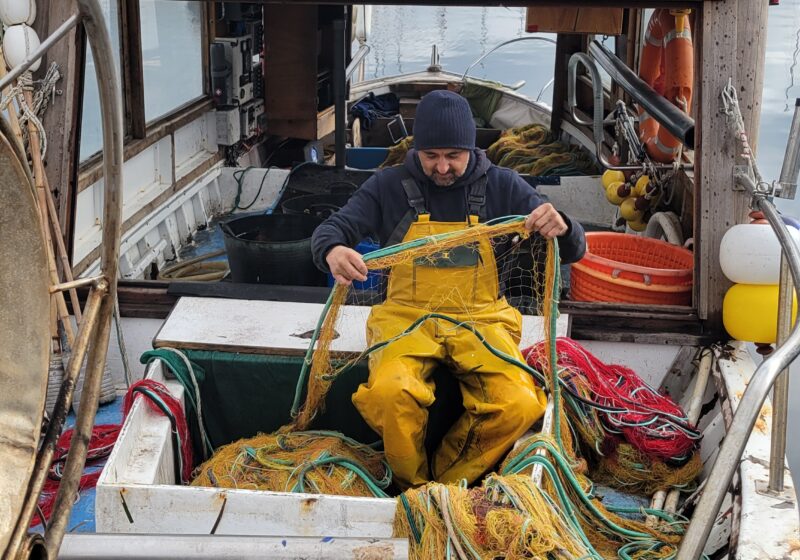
[778,99,800,199]
[333,17,347,169]
[767,100,800,490]
[0,14,80,91]
[769,256,793,494]
[345,44,370,83]
[44,0,125,554]
[50,276,104,293]
[676,195,800,559]
[4,285,105,557]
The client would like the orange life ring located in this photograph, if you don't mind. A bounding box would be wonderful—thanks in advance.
[638,9,693,163]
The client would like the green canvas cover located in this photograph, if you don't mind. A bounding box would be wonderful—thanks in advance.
[143,349,464,464]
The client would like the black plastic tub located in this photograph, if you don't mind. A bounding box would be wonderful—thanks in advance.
[220,214,325,286]
[281,193,353,220]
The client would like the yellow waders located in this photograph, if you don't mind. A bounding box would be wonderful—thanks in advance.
[352,210,547,488]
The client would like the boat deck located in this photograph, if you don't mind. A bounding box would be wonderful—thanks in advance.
[33,399,124,534]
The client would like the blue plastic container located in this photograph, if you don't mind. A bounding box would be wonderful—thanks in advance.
[327,239,381,290]
[346,147,390,170]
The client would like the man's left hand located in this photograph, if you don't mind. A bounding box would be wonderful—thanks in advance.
[524,203,569,238]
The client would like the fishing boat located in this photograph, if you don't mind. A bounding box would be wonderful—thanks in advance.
[0,1,798,559]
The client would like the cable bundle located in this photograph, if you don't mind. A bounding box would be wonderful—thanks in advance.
[524,338,701,462]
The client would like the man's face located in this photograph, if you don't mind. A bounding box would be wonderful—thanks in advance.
[418,149,470,187]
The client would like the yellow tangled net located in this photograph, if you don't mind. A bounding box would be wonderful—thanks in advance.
[487,123,598,176]
[191,430,391,497]
[190,217,699,559]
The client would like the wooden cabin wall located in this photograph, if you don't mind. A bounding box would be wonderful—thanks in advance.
[32,0,85,256]
[695,0,768,332]
[263,4,347,141]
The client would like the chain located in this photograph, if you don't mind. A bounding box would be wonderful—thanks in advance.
[721,78,772,196]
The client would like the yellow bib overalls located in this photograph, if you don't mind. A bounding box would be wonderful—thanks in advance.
[352,176,547,488]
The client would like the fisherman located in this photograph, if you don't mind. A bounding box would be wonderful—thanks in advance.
[311,90,586,489]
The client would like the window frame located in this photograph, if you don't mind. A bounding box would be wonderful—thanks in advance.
[77,0,212,175]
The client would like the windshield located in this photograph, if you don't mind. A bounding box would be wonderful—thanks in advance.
[360,6,556,103]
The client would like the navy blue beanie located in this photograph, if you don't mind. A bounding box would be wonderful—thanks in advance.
[412,90,476,150]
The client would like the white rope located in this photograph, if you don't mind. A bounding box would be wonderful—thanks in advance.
[159,346,212,459]
[0,64,61,160]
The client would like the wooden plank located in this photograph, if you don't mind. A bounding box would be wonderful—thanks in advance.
[121,0,146,139]
[153,297,570,356]
[735,0,768,152]
[229,1,714,4]
[33,0,85,261]
[569,325,715,346]
[78,98,214,191]
[694,0,746,330]
[200,1,212,98]
[316,105,336,140]
[59,534,409,559]
[96,482,398,536]
[263,4,319,138]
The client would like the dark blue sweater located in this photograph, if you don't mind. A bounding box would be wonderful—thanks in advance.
[311,149,586,270]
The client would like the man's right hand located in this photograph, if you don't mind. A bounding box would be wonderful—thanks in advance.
[326,245,368,285]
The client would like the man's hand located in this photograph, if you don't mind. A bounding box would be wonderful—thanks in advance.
[524,203,569,238]
[326,245,368,285]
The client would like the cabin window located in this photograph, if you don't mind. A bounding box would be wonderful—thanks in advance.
[139,0,205,122]
[79,0,122,161]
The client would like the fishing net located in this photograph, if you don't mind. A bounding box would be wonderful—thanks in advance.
[286,216,557,433]
[188,215,700,558]
[380,124,599,177]
[487,123,599,176]
[191,430,391,497]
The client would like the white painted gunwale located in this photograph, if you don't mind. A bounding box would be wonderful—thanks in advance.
[96,360,398,537]
[714,342,799,560]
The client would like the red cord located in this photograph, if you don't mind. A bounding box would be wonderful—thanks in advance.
[33,379,194,528]
[523,337,699,461]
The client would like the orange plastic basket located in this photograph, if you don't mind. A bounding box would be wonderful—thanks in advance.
[570,232,693,306]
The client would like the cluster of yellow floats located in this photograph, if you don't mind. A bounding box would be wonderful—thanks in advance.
[601,169,656,232]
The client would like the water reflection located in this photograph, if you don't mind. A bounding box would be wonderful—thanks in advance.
[364,3,799,193]
[761,0,800,198]
[366,6,554,97]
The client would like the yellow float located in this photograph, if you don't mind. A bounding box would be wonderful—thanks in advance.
[722,283,797,344]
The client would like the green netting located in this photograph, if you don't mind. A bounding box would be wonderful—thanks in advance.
[143,349,465,465]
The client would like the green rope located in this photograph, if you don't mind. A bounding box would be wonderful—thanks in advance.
[290,289,337,419]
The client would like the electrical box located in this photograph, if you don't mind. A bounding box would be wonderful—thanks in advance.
[240,99,266,140]
[210,35,254,107]
[216,107,242,145]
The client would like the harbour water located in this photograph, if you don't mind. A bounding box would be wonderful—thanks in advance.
[365,4,800,486]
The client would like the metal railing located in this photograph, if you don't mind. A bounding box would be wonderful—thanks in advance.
[567,50,685,172]
[0,1,123,558]
[676,88,800,560]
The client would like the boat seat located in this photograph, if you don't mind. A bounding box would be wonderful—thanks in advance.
[154,297,569,357]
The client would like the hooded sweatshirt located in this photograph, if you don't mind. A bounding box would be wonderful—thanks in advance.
[311,149,586,271]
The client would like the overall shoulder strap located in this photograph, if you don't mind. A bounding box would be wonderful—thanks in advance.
[386,177,428,247]
[467,174,489,222]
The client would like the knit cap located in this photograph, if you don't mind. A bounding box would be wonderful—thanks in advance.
[412,90,476,150]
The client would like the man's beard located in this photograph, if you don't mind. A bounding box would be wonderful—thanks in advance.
[431,171,458,186]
